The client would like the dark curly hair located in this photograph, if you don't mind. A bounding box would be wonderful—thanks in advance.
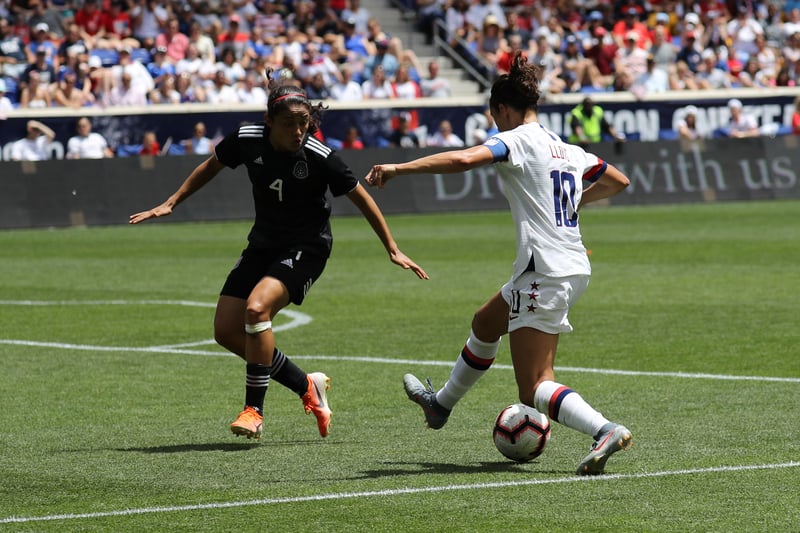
[264,69,327,134]
[488,52,541,114]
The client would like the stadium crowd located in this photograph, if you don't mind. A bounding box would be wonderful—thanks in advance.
[1,0,799,111]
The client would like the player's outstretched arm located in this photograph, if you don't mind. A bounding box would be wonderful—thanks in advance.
[364,145,494,188]
[346,183,429,280]
[129,156,226,224]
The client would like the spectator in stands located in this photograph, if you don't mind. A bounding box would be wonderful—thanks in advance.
[466,0,507,34]
[536,16,566,52]
[783,32,800,80]
[67,117,114,159]
[669,60,700,90]
[364,38,398,80]
[215,46,247,84]
[22,48,58,91]
[58,24,90,65]
[147,46,175,87]
[676,31,702,73]
[676,105,703,140]
[361,63,394,99]
[648,25,677,74]
[175,71,206,102]
[286,0,315,36]
[418,59,450,97]
[388,114,421,147]
[183,121,213,154]
[496,32,524,76]
[205,69,240,104]
[253,0,286,41]
[216,14,252,64]
[10,120,55,161]
[559,34,589,92]
[0,79,13,113]
[19,69,51,108]
[26,23,58,68]
[148,72,180,103]
[105,68,148,106]
[753,33,778,79]
[427,119,464,147]
[139,131,160,155]
[612,6,650,49]
[28,0,67,40]
[792,95,800,134]
[725,98,759,138]
[727,4,763,60]
[631,54,669,96]
[474,14,504,69]
[738,56,771,87]
[582,27,617,89]
[615,30,649,81]
[530,34,566,96]
[99,0,138,51]
[188,21,217,63]
[176,42,216,81]
[155,16,189,63]
[330,63,364,100]
[304,71,331,99]
[131,0,168,51]
[696,48,732,89]
[0,18,28,79]
[75,0,105,50]
[237,72,268,105]
[311,0,341,40]
[445,0,470,44]
[568,97,625,148]
[393,64,420,100]
[52,70,94,107]
[341,126,364,149]
[296,42,341,88]
[341,0,370,35]
[110,46,154,95]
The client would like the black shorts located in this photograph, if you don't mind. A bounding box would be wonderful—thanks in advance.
[220,246,328,305]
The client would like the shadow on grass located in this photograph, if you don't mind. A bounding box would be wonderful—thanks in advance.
[356,460,547,478]
[113,438,338,454]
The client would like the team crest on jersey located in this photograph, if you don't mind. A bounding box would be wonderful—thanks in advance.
[293,161,309,179]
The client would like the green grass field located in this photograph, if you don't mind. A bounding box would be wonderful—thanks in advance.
[1,201,798,532]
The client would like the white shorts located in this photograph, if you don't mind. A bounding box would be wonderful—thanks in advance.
[501,272,590,334]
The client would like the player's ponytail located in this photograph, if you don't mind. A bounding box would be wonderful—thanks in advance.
[489,52,541,113]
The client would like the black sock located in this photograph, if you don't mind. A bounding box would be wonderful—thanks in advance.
[270,348,309,396]
[245,363,270,414]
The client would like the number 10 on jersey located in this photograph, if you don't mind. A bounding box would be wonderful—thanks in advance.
[550,170,578,228]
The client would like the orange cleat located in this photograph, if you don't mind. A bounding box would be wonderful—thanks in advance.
[302,372,332,437]
[230,406,263,440]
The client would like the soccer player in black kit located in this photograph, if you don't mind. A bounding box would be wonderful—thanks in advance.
[130,79,428,440]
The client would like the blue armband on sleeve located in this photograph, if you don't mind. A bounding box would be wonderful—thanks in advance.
[484,137,510,162]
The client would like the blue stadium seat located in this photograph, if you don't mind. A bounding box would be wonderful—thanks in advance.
[130,48,152,64]
[90,49,119,66]
[659,129,679,140]
[2,77,18,104]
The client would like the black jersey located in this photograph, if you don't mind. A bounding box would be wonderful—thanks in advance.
[214,122,359,253]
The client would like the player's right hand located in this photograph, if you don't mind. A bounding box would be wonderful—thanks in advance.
[364,164,397,189]
[129,204,173,224]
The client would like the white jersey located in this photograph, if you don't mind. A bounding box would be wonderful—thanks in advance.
[487,122,607,279]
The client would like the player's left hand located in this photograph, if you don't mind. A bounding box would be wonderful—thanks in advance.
[365,164,397,189]
[390,249,429,280]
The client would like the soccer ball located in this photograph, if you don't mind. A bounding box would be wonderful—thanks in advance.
[493,403,551,463]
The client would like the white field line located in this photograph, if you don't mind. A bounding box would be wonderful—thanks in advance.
[1,461,798,525]
[1,340,799,384]
[2,299,798,383]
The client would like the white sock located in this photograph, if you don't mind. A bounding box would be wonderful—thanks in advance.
[436,331,500,410]
[533,380,610,438]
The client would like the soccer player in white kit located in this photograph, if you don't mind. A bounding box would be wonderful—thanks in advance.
[365,52,633,475]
